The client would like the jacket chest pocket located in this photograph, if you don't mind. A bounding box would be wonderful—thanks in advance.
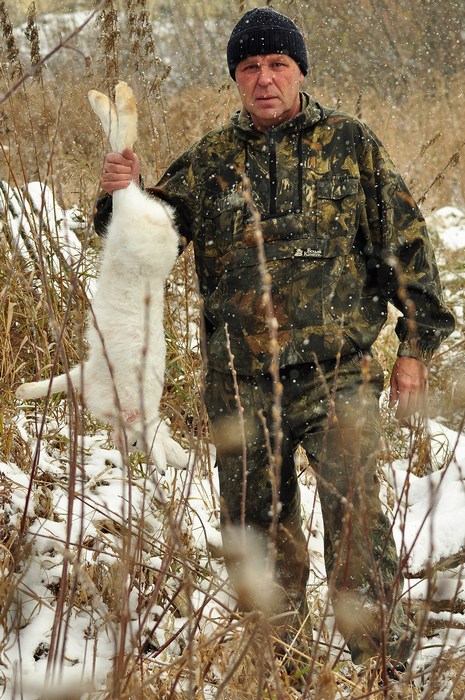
[315,176,362,254]
[201,191,246,258]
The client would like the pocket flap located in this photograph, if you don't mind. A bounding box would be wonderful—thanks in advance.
[203,191,245,218]
[317,177,360,199]
[222,237,333,270]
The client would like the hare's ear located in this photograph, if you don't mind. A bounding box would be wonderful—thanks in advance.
[114,81,137,152]
[88,90,118,152]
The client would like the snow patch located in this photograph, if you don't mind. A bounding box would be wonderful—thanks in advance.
[428,206,465,251]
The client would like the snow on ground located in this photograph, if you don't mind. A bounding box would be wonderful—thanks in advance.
[3,407,465,698]
[2,198,465,697]
[385,420,465,576]
[429,206,465,251]
[1,412,228,698]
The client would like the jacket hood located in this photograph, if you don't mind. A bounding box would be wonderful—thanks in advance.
[230,92,327,140]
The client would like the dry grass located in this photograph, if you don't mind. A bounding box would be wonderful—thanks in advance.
[1,2,465,699]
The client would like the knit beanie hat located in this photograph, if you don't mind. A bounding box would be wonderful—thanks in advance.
[227,7,308,80]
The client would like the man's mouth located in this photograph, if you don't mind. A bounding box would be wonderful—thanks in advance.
[255,96,278,105]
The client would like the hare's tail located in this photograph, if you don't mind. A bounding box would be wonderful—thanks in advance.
[16,366,82,400]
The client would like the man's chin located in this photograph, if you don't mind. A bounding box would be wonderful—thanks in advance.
[253,107,280,122]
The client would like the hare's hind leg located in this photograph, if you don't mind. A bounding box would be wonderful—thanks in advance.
[115,82,138,152]
[87,90,118,152]
[88,81,137,153]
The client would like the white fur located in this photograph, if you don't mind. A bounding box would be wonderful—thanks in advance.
[16,82,189,474]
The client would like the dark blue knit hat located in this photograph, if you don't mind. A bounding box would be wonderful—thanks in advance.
[227,8,308,80]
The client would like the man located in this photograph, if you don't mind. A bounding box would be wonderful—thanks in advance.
[95,7,454,672]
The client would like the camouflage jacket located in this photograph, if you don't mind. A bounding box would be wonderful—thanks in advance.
[95,93,454,375]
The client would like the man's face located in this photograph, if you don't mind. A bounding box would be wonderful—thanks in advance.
[235,53,304,131]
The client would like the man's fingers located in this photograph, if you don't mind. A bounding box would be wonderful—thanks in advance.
[100,149,140,196]
[389,356,428,418]
[104,157,133,178]
[106,157,134,171]
[394,390,407,419]
[395,391,415,419]
[102,170,132,183]
[394,387,428,419]
[105,163,132,174]
[100,151,137,194]
[100,172,132,194]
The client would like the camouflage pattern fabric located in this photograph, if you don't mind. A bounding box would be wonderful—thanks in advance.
[145,92,454,375]
[206,353,415,664]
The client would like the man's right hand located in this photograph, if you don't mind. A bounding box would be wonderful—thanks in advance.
[101,147,140,195]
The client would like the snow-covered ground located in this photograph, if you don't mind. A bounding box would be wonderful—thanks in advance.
[2,203,465,698]
[3,409,465,698]
[429,207,465,252]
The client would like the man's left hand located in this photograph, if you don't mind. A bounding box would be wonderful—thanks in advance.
[388,356,428,420]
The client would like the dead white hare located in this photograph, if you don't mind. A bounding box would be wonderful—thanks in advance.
[16,82,190,474]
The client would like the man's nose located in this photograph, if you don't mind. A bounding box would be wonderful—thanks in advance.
[257,67,273,85]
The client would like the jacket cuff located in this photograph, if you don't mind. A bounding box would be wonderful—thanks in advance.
[397,339,435,365]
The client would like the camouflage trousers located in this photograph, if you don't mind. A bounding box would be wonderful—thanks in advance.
[205,352,415,664]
